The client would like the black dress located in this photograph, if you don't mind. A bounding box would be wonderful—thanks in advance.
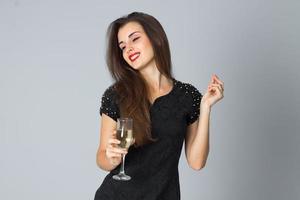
[95,78,202,200]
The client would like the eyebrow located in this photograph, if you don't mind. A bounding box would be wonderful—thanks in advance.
[118,31,141,45]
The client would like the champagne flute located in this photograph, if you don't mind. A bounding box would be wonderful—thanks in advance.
[113,118,134,181]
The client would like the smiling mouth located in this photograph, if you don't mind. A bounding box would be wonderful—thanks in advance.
[129,52,140,62]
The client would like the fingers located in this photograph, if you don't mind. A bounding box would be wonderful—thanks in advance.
[208,84,224,99]
[213,74,224,88]
[208,74,224,93]
[109,158,121,167]
[208,84,223,94]
[107,138,128,155]
[108,138,121,146]
[209,83,223,92]
[105,131,128,166]
[107,145,127,154]
[106,145,127,166]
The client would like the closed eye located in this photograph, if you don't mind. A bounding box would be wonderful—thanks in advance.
[133,37,140,42]
[119,45,126,51]
[120,37,140,51]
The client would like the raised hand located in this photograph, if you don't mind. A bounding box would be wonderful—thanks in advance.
[201,74,224,108]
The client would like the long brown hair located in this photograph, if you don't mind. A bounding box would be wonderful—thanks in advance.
[105,12,173,146]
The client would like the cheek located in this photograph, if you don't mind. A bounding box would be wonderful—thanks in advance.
[143,40,154,56]
[142,39,152,50]
[122,53,129,63]
[145,45,155,58]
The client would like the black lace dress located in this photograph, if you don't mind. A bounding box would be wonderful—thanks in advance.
[94,79,202,200]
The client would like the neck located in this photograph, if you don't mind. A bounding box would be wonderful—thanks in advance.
[140,67,163,89]
[138,60,172,99]
[139,65,173,106]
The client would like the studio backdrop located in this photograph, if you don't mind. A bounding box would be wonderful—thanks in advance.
[1,0,299,199]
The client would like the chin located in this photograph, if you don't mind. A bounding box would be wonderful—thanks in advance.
[131,66,143,72]
[128,63,145,71]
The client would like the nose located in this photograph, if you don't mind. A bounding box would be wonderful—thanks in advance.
[127,41,134,54]
[126,44,134,54]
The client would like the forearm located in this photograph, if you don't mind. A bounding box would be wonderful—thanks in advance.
[96,150,118,171]
[189,105,211,169]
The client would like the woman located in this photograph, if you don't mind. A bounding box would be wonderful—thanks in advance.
[94,12,224,200]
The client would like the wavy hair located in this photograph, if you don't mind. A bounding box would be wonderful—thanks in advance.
[105,12,173,146]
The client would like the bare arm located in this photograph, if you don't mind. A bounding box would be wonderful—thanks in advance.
[96,114,127,171]
[185,74,224,170]
[185,104,211,170]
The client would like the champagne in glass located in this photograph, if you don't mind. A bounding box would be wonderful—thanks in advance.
[116,129,133,149]
[113,118,133,181]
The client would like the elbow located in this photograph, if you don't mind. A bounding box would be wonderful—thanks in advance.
[96,158,110,172]
[188,156,208,170]
[188,150,209,170]
[96,152,111,172]
[96,150,118,172]
[96,159,103,170]
[189,161,206,171]
[96,157,103,170]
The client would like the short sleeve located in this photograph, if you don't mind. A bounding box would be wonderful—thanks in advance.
[99,85,120,122]
[186,84,203,125]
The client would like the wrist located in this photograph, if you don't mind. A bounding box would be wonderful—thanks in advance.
[200,103,211,112]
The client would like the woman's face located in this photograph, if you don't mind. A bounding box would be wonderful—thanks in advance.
[117,21,155,71]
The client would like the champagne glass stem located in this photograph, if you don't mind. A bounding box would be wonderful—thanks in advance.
[120,154,126,174]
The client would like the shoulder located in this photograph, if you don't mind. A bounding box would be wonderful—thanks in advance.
[174,79,203,110]
[102,83,117,95]
[174,79,202,97]
[100,83,120,120]
[100,83,119,106]
[101,83,118,99]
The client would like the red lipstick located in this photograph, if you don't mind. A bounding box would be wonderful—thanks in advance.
[129,52,140,62]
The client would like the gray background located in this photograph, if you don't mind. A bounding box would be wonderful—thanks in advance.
[1,0,299,199]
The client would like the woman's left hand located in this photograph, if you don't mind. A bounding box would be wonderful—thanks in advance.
[201,74,224,109]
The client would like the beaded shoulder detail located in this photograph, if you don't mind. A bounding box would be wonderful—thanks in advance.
[99,85,120,121]
[173,79,203,125]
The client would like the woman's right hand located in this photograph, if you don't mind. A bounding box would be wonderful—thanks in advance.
[105,131,128,167]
